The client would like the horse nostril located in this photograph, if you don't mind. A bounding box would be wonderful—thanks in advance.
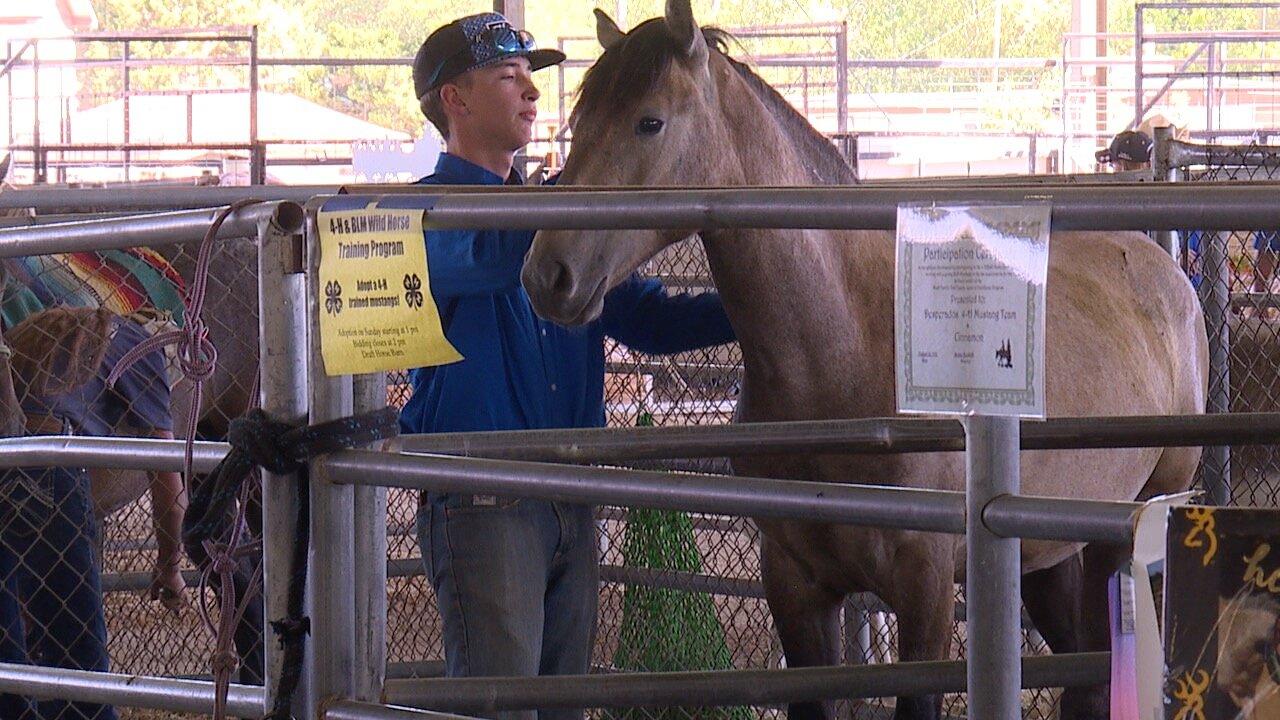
[523,256,574,301]
[549,260,574,295]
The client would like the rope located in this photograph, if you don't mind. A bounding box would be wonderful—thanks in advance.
[99,199,264,718]
[107,199,262,475]
[183,405,401,720]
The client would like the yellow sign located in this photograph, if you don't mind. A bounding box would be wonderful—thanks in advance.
[317,204,461,375]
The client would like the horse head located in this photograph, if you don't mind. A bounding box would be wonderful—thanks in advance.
[523,0,742,326]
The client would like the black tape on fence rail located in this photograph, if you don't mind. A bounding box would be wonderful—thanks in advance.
[181,405,400,720]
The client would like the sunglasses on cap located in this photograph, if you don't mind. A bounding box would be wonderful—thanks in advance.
[425,22,540,90]
[475,23,538,57]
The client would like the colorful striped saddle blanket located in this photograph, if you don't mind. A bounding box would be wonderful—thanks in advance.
[0,248,187,331]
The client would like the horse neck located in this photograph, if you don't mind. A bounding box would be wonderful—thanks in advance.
[699,69,891,415]
[703,227,893,416]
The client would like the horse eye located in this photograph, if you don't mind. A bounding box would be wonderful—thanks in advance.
[636,117,664,136]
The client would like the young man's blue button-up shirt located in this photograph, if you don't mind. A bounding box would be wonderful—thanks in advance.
[399,153,735,435]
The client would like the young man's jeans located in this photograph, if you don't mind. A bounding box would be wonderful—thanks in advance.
[0,467,117,720]
[418,494,597,720]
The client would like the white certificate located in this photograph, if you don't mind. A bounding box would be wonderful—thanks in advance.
[895,204,1049,417]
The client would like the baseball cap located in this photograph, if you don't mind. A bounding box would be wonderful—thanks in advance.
[1095,130,1153,165]
[412,13,566,99]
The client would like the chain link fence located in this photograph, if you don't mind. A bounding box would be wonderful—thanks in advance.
[0,231,1061,720]
[14,196,1260,717]
[0,237,262,719]
[1169,138,1280,510]
[0,230,1050,719]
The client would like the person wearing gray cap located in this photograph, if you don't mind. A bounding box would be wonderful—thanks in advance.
[401,13,737,719]
[1094,129,1153,172]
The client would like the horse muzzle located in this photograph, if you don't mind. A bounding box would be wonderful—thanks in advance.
[521,254,607,326]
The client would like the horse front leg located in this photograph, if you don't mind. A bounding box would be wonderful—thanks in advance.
[1022,553,1109,720]
[760,533,842,720]
[1058,542,1127,720]
[887,538,954,720]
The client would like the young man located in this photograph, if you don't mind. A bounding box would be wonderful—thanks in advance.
[403,13,736,720]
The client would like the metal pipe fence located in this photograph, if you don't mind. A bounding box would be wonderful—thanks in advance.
[1158,132,1280,509]
[0,201,302,256]
[383,653,1110,713]
[299,185,1264,720]
[0,661,263,716]
[0,201,300,717]
[337,184,1280,232]
[0,181,1272,719]
[398,412,1280,461]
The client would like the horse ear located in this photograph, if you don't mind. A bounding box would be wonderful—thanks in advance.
[594,9,625,50]
[665,0,708,66]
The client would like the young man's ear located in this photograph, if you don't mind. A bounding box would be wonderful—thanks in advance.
[440,83,469,116]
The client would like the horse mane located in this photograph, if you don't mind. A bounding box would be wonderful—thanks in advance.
[573,19,858,186]
[719,53,859,186]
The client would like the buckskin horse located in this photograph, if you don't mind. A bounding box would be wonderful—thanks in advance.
[520,3,1209,718]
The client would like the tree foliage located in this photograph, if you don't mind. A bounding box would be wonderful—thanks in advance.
[80,0,1277,138]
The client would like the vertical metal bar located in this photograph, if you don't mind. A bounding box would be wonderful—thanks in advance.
[802,65,809,117]
[306,206,357,715]
[1094,0,1107,136]
[257,215,309,717]
[1059,38,1069,164]
[32,40,42,183]
[1134,5,1144,131]
[842,599,869,666]
[1205,43,1216,136]
[352,372,388,702]
[557,39,567,154]
[1152,125,1178,261]
[250,27,264,186]
[835,24,848,136]
[59,96,69,184]
[6,40,14,152]
[964,415,1021,720]
[1161,115,1230,506]
[122,41,131,183]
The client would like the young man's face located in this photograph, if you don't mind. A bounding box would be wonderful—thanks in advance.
[447,57,540,152]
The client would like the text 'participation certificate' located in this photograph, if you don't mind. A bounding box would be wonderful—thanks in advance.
[895,203,1049,417]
